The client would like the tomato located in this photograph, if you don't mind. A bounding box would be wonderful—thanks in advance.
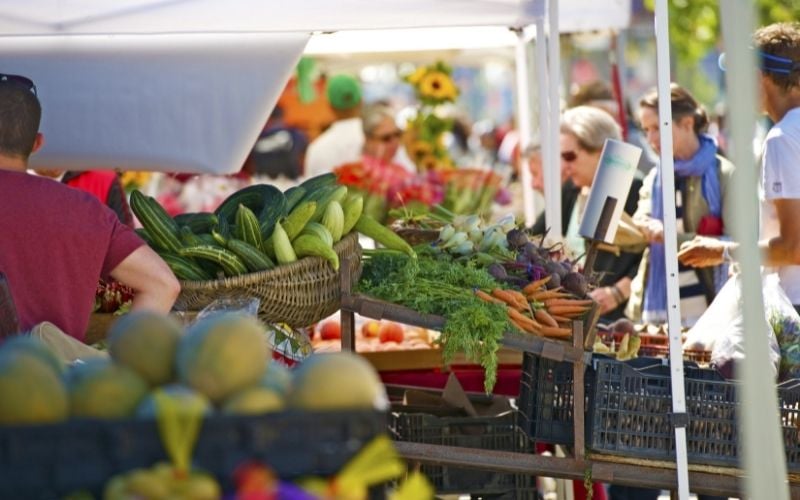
[361,320,381,338]
[378,322,404,344]
[319,321,341,341]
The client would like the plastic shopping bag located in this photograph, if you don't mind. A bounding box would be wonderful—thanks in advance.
[684,273,781,379]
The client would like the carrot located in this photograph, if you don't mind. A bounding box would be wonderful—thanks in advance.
[547,305,590,316]
[540,326,573,338]
[475,289,504,305]
[534,309,559,328]
[505,289,530,308]
[509,316,538,335]
[550,314,572,323]
[508,307,542,330]
[529,289,572,301]
[544,298,594,308]
[523,276,551,295]
[493,288,528,311]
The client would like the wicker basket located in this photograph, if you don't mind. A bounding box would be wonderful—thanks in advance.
[173,232,362,327]
[391,224,440,246]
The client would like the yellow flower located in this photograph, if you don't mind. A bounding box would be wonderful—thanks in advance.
[419,71,458,101]
[409,140,434,163]
[419,154,441,172]
[406,67,428,85]
[120,171,151,189]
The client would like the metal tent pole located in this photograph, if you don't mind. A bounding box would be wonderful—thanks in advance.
[719,2,790,498]
[534,14,554,234]
[515,28,537,227]
[546,0,562,238]
[653,0,690,497]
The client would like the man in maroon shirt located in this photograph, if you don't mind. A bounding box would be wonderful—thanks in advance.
[0,75,180,341]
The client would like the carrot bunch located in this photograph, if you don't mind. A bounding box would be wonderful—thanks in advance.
[474,286,572,339]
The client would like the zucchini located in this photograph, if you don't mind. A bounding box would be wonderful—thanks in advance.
[159,253,212,281]
[341,194,364,235]
[130,190,182,253]
[215,184,283,223]
[227,238,275,272]
[271,221,297,265]
[235,204,264,251]
[173,212,219,234]
[303,184,348,223]
[257,190,289,241]
[211,217,231,247]
[299,172,337,194]
[283,185,307,213]
[179,226,204,247]
[134,227,156,247]
[321,200,345,243]
[355,214,416,257]
[281,201,317,241]
[292,234,340,271]
[178,245,248,277]
[300,222,334,248]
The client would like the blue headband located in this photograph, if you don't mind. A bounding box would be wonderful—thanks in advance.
[718,50,799,74]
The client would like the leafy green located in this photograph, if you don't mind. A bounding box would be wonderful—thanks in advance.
[359,248,508,392]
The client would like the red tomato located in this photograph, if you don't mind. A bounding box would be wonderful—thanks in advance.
[378,322,404,344]
[319,321,341,341]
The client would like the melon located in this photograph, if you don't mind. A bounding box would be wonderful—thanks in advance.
[177,313,269,403]
[0,335,64,375]
[68,358,149,419]
[108,311,183,386]
[0,350,69,424]
[288,352,388,411]
[223,386,284,415]
[136,384,212,419]
[259,362,292,397]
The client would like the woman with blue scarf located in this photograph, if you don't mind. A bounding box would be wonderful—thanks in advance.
[625,84,735,328]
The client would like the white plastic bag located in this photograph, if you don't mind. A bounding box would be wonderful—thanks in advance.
[684,273,781,378]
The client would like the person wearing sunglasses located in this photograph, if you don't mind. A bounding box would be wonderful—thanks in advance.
[558,106,645,323]
[0,75,180,344]
[625,84,736,329]
[678,22,800,316]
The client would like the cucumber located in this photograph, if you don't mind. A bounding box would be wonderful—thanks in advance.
[341,195,364,235]
[130,190,182,253]
[235,204,264,251]
[271,221,297,265]
[283,185,307,213]
[299,172,337,194]
[227,238,275,272]
[179,226,204,247]
[173,212,219,234]
[215,184,283,223]
[257,188,289,240]
[303,184,348,223]
[321,200,345,243]
[211,217,231,247]
[355,214,416,257]
[134,227,156,247]
[281,201,317,241]
[300,222,334,248]
[159,253,212,281]
[178,245,248,277]
[292,234,340,270]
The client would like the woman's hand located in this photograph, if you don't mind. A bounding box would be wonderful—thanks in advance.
[677,236,728,268]
[636,217,664,243]
[589,286,619,314]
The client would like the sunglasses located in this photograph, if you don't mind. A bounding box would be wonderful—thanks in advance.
[372,130,403,143]
[561,150,578,162]
[0,73,36,96]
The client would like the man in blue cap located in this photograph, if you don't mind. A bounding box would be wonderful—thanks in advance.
[304,74,364,178]
[679,22,800,313]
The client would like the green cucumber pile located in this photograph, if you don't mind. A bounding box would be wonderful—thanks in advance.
[131,173,415,281]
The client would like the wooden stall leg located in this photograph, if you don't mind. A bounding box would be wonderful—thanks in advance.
[573,320,585,462]
[340,256,356,352]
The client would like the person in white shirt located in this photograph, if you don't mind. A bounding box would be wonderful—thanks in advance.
[679,22,800,310]
[303,74,364,178]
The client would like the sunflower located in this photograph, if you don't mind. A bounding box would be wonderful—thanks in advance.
[409,140,434,163]
[405,66,428,85]
[418,71,459,102]
[418,153,441,172]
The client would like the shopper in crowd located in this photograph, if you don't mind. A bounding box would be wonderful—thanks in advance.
[303,74,364,178]
[0,75,179,340]
[679,22,800,314]
[33,168,133,226]
[544,106,644,322]
[361,103,406,168]
[248,105,308,180]
[626,84,735,328]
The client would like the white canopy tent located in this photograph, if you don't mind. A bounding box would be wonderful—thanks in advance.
[0,0,630,175]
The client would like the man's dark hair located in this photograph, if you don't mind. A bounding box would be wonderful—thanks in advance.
[0,82,41,159]
[754,22,800,92]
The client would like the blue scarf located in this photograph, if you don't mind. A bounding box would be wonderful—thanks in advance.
[643,134,721,320]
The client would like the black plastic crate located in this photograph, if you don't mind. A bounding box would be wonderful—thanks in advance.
[588,357,744,467]
[388,410,538,498]
[0,410,386,499]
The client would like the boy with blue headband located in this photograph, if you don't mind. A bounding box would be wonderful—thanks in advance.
[679,22,800,312]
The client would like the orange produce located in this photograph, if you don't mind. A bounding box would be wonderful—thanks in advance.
[361,320,381,338]
[378,322,404,344]
[319,321,342,341]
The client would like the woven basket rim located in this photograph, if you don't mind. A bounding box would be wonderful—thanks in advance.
[178,231,359,291]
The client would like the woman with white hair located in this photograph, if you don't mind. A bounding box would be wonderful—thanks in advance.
[559,105,645,322]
